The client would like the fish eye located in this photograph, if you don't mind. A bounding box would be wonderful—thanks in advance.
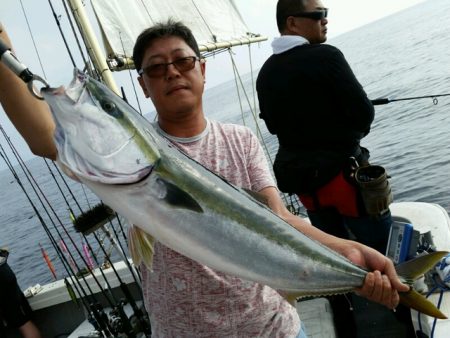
[100,100,122,118]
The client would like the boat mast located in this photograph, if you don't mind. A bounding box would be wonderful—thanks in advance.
[66,0,120,94]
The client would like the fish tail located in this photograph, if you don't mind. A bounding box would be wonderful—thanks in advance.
[399,289,447,319]
[396,251,449,319]
[128,225,155,270]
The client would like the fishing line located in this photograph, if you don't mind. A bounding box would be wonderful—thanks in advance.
[107,214,143,285]
[371,93,450,105]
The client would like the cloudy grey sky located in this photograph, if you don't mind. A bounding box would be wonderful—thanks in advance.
[0,0,426,167]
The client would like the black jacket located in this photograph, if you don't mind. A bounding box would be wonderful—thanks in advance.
[257,43,374,193]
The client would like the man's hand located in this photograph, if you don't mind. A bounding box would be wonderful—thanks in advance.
[335,241,410,309]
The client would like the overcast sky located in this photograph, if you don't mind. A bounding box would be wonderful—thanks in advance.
[0,0,426,167]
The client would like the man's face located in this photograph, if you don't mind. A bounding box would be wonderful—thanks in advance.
[292,0,328,43]
[137,36,206,121]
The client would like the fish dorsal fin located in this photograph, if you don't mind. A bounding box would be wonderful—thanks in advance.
[128,225,155,270]
[242,188,269,207]
[156,178,203,213]
[395,251,449,281]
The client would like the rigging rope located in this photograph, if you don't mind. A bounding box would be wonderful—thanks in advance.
[190,0,216,42]
[139,0,155,22]
[226,49,303,209]
[247,44,258,120]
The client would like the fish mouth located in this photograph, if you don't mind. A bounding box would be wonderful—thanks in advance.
[114,165,154,186]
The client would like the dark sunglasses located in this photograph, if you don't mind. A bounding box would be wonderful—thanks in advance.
[138,56,200,78]
[290,8,328,21]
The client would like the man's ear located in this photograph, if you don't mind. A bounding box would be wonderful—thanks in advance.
[200,58,206,81]
[137,76,150,98]
[285,16,300,34]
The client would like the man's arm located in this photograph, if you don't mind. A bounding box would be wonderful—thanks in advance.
[259,186,409,309]
[0,24,57,160]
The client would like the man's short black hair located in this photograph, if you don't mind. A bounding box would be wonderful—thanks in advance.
[133,19,201,73]
[276,0,308,33]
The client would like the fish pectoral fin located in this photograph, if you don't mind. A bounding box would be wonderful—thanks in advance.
[396,251,449,280]
[128,225,155,270]
[400,288,447,319]
[279,291,304,306]
[157,178,203,213]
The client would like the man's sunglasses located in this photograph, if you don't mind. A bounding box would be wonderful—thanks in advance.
[138,56,200,78]
[290,8,328,21]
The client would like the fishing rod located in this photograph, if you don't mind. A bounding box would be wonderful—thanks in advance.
[371,93,450,106]
[46,151,148,335]
[2,21,146,338]
[0,36,48,99]
[1,36,148,336]
[74,208,151,336]
[0,143,115,336]
[0,128,119,336]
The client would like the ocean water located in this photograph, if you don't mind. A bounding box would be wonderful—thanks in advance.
[1,0,450,289]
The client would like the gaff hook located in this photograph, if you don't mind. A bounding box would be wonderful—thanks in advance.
[0,36,49,100]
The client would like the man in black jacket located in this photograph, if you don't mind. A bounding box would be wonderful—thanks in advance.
[257,0,390,250]
[257,1,414,337]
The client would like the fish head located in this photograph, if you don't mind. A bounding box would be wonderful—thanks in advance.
[41,69,160,184]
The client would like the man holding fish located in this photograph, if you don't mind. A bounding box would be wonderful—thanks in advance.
[0,20,433,337]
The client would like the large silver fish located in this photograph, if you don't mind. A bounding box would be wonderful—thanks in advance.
[42,70,447,319]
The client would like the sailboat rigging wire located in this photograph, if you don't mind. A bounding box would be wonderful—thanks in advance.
[227,50,292,207]
[247,44,258,121]
[118,31,143,115]
[190,0,216,42]
[65,0,101,82]
[47,0,77,68]
[61,0,94,76]
[139,0,155,22]
[371,93,450,105]
[229,50,246,126]
[19,0,48,79]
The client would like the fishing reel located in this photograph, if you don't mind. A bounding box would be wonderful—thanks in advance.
[108,310,124,334]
